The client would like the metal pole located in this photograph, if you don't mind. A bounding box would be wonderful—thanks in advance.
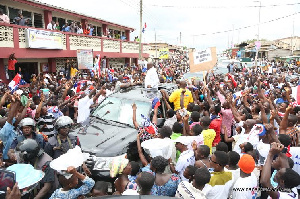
[180,32,182,44]
[139,0,143,60]
[254,1,261,69]
[155,30,157,58]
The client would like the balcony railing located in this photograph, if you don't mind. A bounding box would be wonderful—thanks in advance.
[0,24,149,55]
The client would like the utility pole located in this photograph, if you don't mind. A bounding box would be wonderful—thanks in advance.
[139,0,143,60]
[180,32,182,45]
[292,19,295,55]
[155,30,157,58]
[254,1,261,69]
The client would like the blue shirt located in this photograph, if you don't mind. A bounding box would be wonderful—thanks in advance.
[0,120,17,159]
[49,176,95,199]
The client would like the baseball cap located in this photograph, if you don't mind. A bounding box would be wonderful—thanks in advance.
[238,154,255,174]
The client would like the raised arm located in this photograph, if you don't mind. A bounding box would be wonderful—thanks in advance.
[279,105,293,134]
[182,114,192,136]
[137,132,149,167]
[35,93,45,119]
[132,103,139,129]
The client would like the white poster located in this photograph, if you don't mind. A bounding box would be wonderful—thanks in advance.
[193,48,212,65]
[77,49,94,70]
[25,28,63,49]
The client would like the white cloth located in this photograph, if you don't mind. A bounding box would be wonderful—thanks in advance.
[164,115,177,129]
[144,67,159,88]
[122,189,139,195]
[175,150,195,181]
[175,181,207,199]
[77,96,94,123]
[232,174,258,199]
[47,23,55,30]
[278,187,298,199]
[141,138,175,159]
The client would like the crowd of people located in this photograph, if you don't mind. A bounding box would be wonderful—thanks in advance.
[0,50,300,199]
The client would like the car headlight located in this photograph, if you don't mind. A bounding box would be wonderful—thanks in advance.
[92,154,126,171]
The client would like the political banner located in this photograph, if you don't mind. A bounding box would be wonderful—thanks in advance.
[77,49,94,70]
[159,48,169,59]
[25,28,63,49]
[193,48,212,65]
[189,47,217,73]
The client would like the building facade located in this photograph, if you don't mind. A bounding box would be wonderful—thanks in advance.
[0,0,149,82]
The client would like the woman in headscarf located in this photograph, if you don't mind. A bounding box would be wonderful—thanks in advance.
[109,156,132,194]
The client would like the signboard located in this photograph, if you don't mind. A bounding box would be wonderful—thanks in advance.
[189,47,217,73]
[25,28,63,49]
[77,49,94,70]
[193,48,212,65]
[159,48,169,59]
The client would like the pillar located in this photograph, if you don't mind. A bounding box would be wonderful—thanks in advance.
[125,30,130,41]
[44,10,52,28]
[48,58,56,73]
[0,59,8,84]
[81,19,87,30]
[102,24,107,36]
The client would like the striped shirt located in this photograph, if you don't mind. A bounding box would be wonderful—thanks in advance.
[36,113,55,136]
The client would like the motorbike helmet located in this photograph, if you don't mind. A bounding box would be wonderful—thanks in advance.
[55,116,73,130]
[19,118,35,130]
[15,139,43,162]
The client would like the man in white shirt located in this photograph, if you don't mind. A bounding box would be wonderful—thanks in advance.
[47,21,56,30]
[0,8,9,23]
[144,63,159,89]
[169,136,195,181]
[77,86,104,124]
[232,154,258,199]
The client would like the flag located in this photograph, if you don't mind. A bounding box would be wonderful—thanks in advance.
[292,81,300,105]
[141,114,158,135]
[152,97,161,109]
[144,22,147,29]
[8,73,21,93]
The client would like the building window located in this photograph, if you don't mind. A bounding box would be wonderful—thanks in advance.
[8,7,20,24]
[58,18,65,30]
[96,26,102,37]
[34,13,43,28]
[22,10,32,27]
[0,5,6,14]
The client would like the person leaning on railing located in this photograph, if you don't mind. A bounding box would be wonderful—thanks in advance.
[0,8,9,24]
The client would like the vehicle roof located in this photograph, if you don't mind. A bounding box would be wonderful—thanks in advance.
[110,84,177,102]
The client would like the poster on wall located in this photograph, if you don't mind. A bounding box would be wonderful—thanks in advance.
[25,29,64,49]
[77,49,94,70]
[40,63,49,72]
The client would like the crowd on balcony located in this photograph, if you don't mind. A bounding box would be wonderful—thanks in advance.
[0,8,127,40]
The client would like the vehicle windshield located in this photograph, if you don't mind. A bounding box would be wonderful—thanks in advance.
[92,97,151,126]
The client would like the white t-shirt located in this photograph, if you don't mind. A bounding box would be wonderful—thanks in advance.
[144,67,159,88]
[232,174,258,199]
[175,150,195,181]
[175,181,207,199]
[77,96,94,123]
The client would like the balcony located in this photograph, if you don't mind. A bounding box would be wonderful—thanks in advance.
[0,24,149,58]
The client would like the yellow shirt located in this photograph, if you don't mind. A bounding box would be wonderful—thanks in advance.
[70,67,78,77]
[169,88,193,111]
[202,129,216,154]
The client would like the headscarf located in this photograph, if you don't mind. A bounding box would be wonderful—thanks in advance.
[109,156,129,178]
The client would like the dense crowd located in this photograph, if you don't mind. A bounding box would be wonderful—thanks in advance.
[1,50,300,199]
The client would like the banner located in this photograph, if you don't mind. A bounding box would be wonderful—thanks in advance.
[193,48,212,65]
[159,48,169,59]
[189,47,217,73]
[25,28,63,49]
[77,49,94,70]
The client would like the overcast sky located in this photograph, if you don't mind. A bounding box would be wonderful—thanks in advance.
[39,0,300,52]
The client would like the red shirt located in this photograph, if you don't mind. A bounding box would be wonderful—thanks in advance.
[8,59,17,70]
[209,118,222,147]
